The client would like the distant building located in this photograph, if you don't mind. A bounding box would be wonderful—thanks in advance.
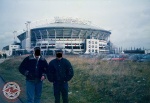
[145,49,150,54]
[2,43,20,56]
[85,37,109,54]
[123,49,145,54]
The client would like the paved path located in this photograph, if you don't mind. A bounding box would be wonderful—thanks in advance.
[0,59,5,63]
[0,59,23,103]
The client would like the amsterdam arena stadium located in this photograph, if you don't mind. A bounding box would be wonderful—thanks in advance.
[17,17,111,54]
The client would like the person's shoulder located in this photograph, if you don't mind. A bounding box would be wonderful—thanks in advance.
[28,54,34,59]
[62,58,70,62]
[49,58,57,63]
[24,55,30,60]
[21,55,30,62]
[48,59,57,66]
[40,56,46,61]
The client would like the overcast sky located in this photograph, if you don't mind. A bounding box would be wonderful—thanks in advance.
[0,0,150,50]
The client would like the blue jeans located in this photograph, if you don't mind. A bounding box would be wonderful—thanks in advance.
[26,80,43,103]
[53,82,68,103]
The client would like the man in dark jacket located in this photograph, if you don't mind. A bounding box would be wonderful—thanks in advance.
[19,47,48,103]
[47,49,74,103]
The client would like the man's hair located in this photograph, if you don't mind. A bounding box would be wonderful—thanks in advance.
[34,47,41,56]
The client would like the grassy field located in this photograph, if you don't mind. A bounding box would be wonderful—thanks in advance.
[0,55,150,103]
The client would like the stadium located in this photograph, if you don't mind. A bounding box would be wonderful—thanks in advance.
[5,17,111,55]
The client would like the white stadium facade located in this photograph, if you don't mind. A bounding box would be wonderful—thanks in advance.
[4,17,112,55]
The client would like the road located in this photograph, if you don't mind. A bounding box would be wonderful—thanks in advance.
[0,58,23,103]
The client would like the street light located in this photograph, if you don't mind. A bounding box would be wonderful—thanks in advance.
[13,31,17,44]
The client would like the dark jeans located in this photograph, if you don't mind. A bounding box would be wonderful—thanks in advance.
[26,80,43,103]
[53,82,68,103]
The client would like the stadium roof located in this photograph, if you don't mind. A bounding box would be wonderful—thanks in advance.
[33,22,109,32]
[18,22,111,41]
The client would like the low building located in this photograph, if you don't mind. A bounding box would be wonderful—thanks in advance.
[145,49,150,54]
[2,43,21,56]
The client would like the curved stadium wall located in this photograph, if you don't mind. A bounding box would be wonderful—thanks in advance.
[17,22,111,54]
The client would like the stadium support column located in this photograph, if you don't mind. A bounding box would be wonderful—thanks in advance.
[84,31,88,53]
[107,35,110,52]
[39,30,43,47]
[46,29,49,52]
[25,21,31,51]
[97,32,100,54]
[90,34,92,54]
[33,31,37,47]
[71,29,73,52]
[46,29,49,41]
[62,29,65,54]
[107,34,110,43]
[79,31,81,53]
[54,29,56,50]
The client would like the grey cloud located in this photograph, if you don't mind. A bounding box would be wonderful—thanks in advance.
[0,0,150,50]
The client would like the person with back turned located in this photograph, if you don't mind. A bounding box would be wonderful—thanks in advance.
[47,49,74,103]
[19,47,48,103]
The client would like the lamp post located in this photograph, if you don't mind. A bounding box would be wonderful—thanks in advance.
[25,21,31,51]
[13,31,17,44]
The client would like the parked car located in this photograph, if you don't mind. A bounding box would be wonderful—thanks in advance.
[101,54,115,61]
[126,54,144,62]
[111,54,127,61]
[138,55,150,62]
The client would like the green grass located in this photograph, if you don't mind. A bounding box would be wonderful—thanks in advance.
[0,55,150,103]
